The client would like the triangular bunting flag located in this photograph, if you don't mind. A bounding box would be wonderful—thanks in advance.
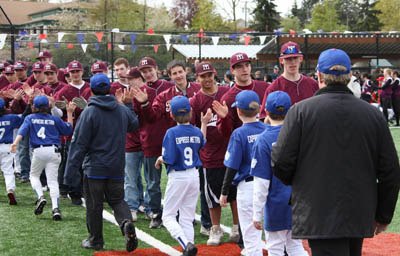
[211,36,219,45]
[39,34,47,40]
[229,34,238,40]
[130,34,137,44]
[95,32,104,42]
[54,43,60,49]
[163,34,171,45]
[14,42,20,50]
[130,44,137,53]
[57,32,65,43]
[27,42,34,49]
[244,35,251,46]
[289,29,296,35]
[81,44,88,53]
[166,43,171,51]
[153,44,159,53]
[19,30,27,36]
[77,33,85,44]
[197,28,204,38]
[118,44,125,50]
[67,43,74,49]
[180,34,188,43]
[107,43,111,50]
[94,43,100,51]
[148,28,154,35]
[258,35,267,45]
[0,34,7,50]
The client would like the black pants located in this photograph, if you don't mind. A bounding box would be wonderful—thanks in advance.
[381,97,392,123]
[59,141,82,197]
[308,238,363,256]
[83,176,131,246]
[392,97,400,125]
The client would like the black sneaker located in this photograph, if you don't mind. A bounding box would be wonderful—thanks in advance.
[52,208,62,221]
[182,242,198,256]
[7,190,17,205]
[20,177,30,183]
[123,221,138,252]
[71,196,82,206]
[34,196,47,215]
[149,213,162,229]
[81,238,103,250]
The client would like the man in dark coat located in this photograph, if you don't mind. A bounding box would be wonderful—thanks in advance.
[271,48,400,256]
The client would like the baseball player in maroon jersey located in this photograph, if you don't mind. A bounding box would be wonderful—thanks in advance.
[2,65,16,90]
[7,62,28,90]
[91,61,108,75]
[260,42,319,119]
[43,64,66,96]
[190,62,240,246]
[212,52,268,137]
[110,58,130,95]
[0,62,11,89]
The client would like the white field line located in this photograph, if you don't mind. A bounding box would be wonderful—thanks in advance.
[81,199,182,256]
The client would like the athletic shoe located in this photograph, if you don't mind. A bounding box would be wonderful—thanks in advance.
[138,205,146,213]
[52,208,62,221]
[131,210,138,222]
[182,242,198,256]
[71,196,82,206]
[229,224,240,243]
[20,177,29,183]
[34,196,47,215]
[7,190,17,205]
[123,221,138,252]
[207,225,224,245]
[81,238,103,250]
[149,213,162,229]
[199,225,210,236]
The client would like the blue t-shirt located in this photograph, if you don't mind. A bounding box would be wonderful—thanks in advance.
[18,113,73,148]
[162,124,205,173]
[250,124,292,231]
[224,121,266,185]
[0,114,22,144]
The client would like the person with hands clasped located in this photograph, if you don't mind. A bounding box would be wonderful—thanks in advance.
[155,96,209,256]
[11,95,74,220]
[251,91,307,256]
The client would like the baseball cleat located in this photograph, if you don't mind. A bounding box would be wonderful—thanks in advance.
[7,190,17,205]
[34,196,47,215]
[124,221,138,252]
[52,208,62,221]
[182,242,197,256]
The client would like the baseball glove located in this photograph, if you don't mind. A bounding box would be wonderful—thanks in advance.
[54,100,67,109]
[72,96,88,109]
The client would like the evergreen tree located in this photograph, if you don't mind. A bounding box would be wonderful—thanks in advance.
[354,0,381,31]
[251,0,280,32]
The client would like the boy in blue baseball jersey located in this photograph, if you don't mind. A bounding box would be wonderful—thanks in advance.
[11,95,74,220]
[251,91,307,256]
[220,90,266,256]
[0,98,22,205]
[155,95,208,256]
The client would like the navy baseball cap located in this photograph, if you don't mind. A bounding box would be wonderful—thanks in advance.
[90,73,110,90]
[33,95,49,108]
[266,91,291,115]
[170,95,191,116]
[0,98,5,109]
[231,90,260,110]
[316,48,351,76]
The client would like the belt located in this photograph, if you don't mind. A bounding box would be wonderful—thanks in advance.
[245,176,254,182]
[32,144,58,149]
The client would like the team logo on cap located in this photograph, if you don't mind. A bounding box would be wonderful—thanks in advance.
[72,63,78,67]
[5,67,12,72]
[94,63,100,69]
[34,63,41,69]
[45,64,51,70]
[202,64,210,70]
[236,54,244,60]
[141,59,148,66]
[39,52,44,57]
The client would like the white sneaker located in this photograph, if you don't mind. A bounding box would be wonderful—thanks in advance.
[240,248,247,256]
[207,225,224,245]
[131,210,137,222]
[200,225,210,236]
[229,224,240,243]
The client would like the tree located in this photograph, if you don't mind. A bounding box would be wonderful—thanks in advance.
[146,5,177,31]
[296,0,320,27]
[191,0,233,31]
[251,0,280,32]
[307,0,346,32]
[280,16,302,33]
[54,7,91,30]
[354,0,381,31]
[170,0,199,29]
[375,0,400,31]
[218,0,242,31]
[335,0,360,31]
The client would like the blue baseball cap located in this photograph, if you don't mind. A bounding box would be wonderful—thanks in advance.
[170,95,191,116]
[316,48,351,76]
[231,90,260,110]
[0,98,5,109]
[266,91,291,115]
[33,95,49,108]
[90,73,110,90]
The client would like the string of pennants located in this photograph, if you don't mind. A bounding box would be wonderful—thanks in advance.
[0,28,271,53]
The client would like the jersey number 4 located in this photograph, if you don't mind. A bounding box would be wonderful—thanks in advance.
[37,127,46,139]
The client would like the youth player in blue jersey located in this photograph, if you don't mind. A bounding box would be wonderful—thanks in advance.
[251,91,307,256]
[155,95,208,256]
[0,98,22,205]
[11,95,74,220]
[220,90,266,256]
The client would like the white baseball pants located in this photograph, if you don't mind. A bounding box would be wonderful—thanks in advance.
[265,230,308,256]
[237,180,263,256]
[162,168,199,249]
[30,146,61,209]
[0,144,16,192]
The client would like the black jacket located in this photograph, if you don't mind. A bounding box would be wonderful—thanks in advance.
[64,95,139,185]
[272,85,400,239]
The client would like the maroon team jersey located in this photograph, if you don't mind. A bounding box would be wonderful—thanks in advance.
[190,86,230,168]
[217,80,268,137]
[110,81,129,95]
[7,78,27,90]
[0,75,9,90]
[136,79,174,157]
[26,74,36,86]
[260,75,318,118]
[47,81,67,96]
[33,82,51,95]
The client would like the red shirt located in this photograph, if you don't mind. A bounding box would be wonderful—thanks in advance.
[26,74,36,86]
[190,86,230,168]
[217,80,268,137]
[110,81,129,95]
[47,81,67,96]
[260,75,319,119]
[0,75,9,90]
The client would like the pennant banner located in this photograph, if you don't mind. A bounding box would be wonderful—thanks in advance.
[211,36,219,45]
[27,42,34,49]
[0,34,7,50]
[129,34,137,44]
[54,43,60,49]
[67,43,74,49]
[289,29,296,35]
[57,32,65,43]
[94,43,100,51]
[180,34,188,43]
[39,33,47,40]
[118,44,125,50]
[77,33,85,44]
[19,30,28,36]
[14,42,20,50]
[147,28,154,35]
[163,34,171,45]
[95,32,104,42]
[81,44,88,53]
[244,35,251,46]
[153,44,159,53]
[229,34,238,40]
[166,43,171,51]
[107,43,111,50]
[258,35,267,45]
[130,44,137,53]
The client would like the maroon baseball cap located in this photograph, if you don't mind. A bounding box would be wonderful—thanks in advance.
[138,57,157,71]
[67,60,83,71]
[32,62,44,72]
[121,67,143,79]
[44,63,58,73]
[0,62,10,71]
[230,52,251,68]
[4,66,15,74]
[36,50,52,59]
[196,62,215,76]
[280,41,303,58]
[91,61,108,73]
[14,61,27,70]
